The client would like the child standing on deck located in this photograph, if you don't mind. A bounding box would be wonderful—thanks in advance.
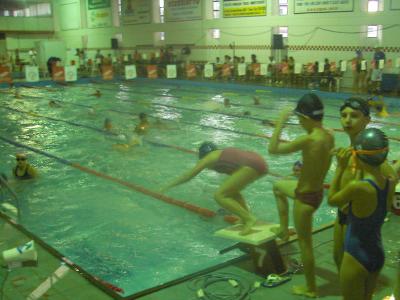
[268,93,334,298]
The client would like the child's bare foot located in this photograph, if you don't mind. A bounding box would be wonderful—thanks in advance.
[292,285,317,298]
[239,217,257,235]
[271,226,289,241]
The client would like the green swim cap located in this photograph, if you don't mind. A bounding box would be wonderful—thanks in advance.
[354,128,388,166]
[199,142,217,159]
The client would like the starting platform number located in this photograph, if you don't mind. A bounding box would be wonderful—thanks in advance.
[393,194,400,209]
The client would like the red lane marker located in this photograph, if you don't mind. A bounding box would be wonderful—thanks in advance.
[71,163,216,218]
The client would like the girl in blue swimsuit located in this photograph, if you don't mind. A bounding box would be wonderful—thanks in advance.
[328,128,397,300]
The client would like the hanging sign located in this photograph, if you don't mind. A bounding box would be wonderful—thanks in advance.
[186,64,196,78]
[101,65,113,80]
[125,65,137,80]
[121,0,151,25]
[204,64,214,78]
[165,0,202,22]
[64,66,77,82]
[294,0,354,14]
[260,64,268,76]
[167,65,177,79]
[238,63,246,76]
[87,0,112,28]
[147,65,158,79]
[25,66,39,82]
[223,0,267,18]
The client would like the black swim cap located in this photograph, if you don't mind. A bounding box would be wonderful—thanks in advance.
[354,128,388,166]
[340,97,370,116]
[294,93,324,121]
[199,142,217,159]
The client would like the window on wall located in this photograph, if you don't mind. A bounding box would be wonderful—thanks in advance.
[4,3,51,17]
[278,26,288,38]
[211,29,220,39]
[213,0,221,19]
[367,0,379,12]
[279,0,288,15]
[367,25,379,38]
[160,32,165,41]
[117,0,122,15]
[160,0,165,23]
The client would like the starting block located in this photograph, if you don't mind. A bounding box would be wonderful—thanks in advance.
[215,221,286,276]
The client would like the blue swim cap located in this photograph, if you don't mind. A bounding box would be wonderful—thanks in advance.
[354,128,388,166]
[199,142,217,159]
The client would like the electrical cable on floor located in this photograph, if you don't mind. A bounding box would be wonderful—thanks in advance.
[0,267,10,300]
[187,272,260,300]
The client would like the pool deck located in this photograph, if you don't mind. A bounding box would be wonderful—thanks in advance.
[1,213,398,300]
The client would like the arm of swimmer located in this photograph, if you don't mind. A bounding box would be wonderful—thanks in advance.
[269,134,310,155]
[162,155,214,192]
[268,108,309,154]
[27,165,38,178]
[328,180,364,208]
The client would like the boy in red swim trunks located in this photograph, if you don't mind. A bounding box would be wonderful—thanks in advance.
[161,143,268,235]
[268,93,334,298]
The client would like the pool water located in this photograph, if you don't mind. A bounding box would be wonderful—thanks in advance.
[0,80,399,297]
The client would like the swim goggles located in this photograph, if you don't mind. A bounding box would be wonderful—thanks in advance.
[340,99,370,116]
[351,147,388,172]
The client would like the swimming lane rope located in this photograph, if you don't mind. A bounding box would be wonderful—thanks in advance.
[0,135,218,219]
[94,81,400,128]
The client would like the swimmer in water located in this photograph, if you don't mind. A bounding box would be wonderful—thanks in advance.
[48,100,62,108]
[13,153,38,180]
[91,90,101,97]
[224,98,231,108]
[104,118,113,132]
[253,96,261,105]
[134,112,150,135]
[161,142,268,235]
[367,95,389,118]
[14,88,22,99]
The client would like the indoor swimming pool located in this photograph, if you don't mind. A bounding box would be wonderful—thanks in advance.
[1,79,399,298]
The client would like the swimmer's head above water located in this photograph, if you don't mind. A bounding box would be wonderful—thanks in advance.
[293,160,303,177]
[198,142,217,159]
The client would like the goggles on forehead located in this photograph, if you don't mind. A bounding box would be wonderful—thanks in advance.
[340,99,370,116]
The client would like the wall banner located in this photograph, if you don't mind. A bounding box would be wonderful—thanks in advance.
[165,0,202,22]
[204,64,214,78]
[294,0,354,14]
[25,66,39,82]
[64,66,77,82]
[390,0,400,10]
[121,0,151,25]
[223,0,267,18]
[87,0,112,28]
[125,65,137,80]
[167,65,177,79]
